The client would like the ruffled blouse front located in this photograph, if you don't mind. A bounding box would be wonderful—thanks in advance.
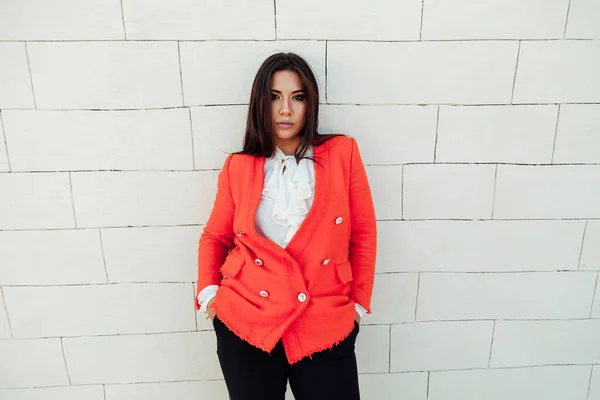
[255,145,315,248]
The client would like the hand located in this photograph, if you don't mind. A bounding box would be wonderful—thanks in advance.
[207,298,216,321]
[354,312,361,325]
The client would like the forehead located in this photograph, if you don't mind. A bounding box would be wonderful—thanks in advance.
[271,70,303,90]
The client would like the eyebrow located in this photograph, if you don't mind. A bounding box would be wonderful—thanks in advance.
[271,89,304,94]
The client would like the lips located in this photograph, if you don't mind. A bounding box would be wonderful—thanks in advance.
[276,122,294,128]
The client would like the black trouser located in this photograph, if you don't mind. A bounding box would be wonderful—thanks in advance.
[213,316,361,400]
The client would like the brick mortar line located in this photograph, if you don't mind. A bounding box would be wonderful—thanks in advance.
[324,41,328,102]
[488,320,496,367]
[551,104,561,163]
[98,229,110,283]
[1,367,598,391]
[1,102,599,111]
[3,161,600,175]
[587,365,594,400]
[1,270,598,289]
[590,272,599,319]
[188,107,196,170]
[60,337,72,384]
[119,0,127,40]
[578,220,589,270]
[0,111,12,172]
[510,41,521,103]
[419,0,425,41]
[1,38,597,43]
[1,218,600,233]
[67,172,78,228]
[23,42,37,109]
[388,324,392,373]
[564,0,572,39]
[6,328,210,340]
[400,165,404,219]
[0,287,14,338]
[414,273,420,321]
[3,319,598,342]
[177,41,186,106]
[491,164,498,219]
[433,105,440,162]
[273,0,277,39]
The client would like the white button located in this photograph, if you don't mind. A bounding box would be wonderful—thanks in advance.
[322,259,330,266]
[237,231,245,237]
[254,258,263,266]
[297,293,307,302]
[260,290,269,297]
[335,217,343,225]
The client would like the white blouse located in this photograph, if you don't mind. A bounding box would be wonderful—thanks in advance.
[197,146,367,318]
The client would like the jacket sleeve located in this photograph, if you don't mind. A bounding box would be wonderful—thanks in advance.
[348,137,377,314]
[194,154,236,310]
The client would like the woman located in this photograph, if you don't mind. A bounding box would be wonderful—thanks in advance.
[195,52,377,400]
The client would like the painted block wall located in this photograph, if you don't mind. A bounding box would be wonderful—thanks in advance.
[0,1,599,399]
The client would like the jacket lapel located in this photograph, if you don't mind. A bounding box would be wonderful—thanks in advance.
[247,142,330,259]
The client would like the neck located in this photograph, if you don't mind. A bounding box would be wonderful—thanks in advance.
[274,136,301,156]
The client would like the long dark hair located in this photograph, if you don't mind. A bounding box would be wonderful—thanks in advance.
[234,52,343,163]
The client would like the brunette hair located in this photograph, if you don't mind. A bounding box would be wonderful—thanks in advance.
[234,52,344,162]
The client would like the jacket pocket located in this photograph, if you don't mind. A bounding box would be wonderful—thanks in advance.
[220,253,245,279]
[335,260,353,285]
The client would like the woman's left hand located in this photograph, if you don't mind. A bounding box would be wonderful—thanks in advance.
[354,312,361,324]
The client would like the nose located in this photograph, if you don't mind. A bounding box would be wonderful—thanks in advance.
[279,97,291,115]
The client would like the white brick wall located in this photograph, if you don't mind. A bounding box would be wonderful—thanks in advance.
[417,272,597,320]
[1,1,599,399]
[435,105,558,163]
[28,42,183,109]
[566,0,600,39]
[62,332,222,384]
[4,283,195,337]
[122,0,275,40]
[491,319,600,367]
[320,105,438,164]
[376,220,585,273]
[581,221,600,270]
[591,365,600,400]
[390,321,493,372]
[403,164,496,219]
[513,41,600,103]
[0,44,34,109]
[3,109,193,171]
[554,104,600,163]
[0,385,105,400]
[0,0,124,41]
[0,229,106,285]
[104,381,229,400]
[328,41,518,104]
[429,366,592,400]
[70,171,217,227]
[421,0,569,40]
[276,0,422,40]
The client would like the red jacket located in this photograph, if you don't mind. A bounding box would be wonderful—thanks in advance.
[195,135,377,364]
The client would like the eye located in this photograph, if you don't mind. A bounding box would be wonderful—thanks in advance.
[293,95,305,101]
[271,93,280,100]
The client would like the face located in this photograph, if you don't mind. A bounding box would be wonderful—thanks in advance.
[270,70,307,147]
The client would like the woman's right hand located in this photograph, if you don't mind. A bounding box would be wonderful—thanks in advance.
[207,298,216,321]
